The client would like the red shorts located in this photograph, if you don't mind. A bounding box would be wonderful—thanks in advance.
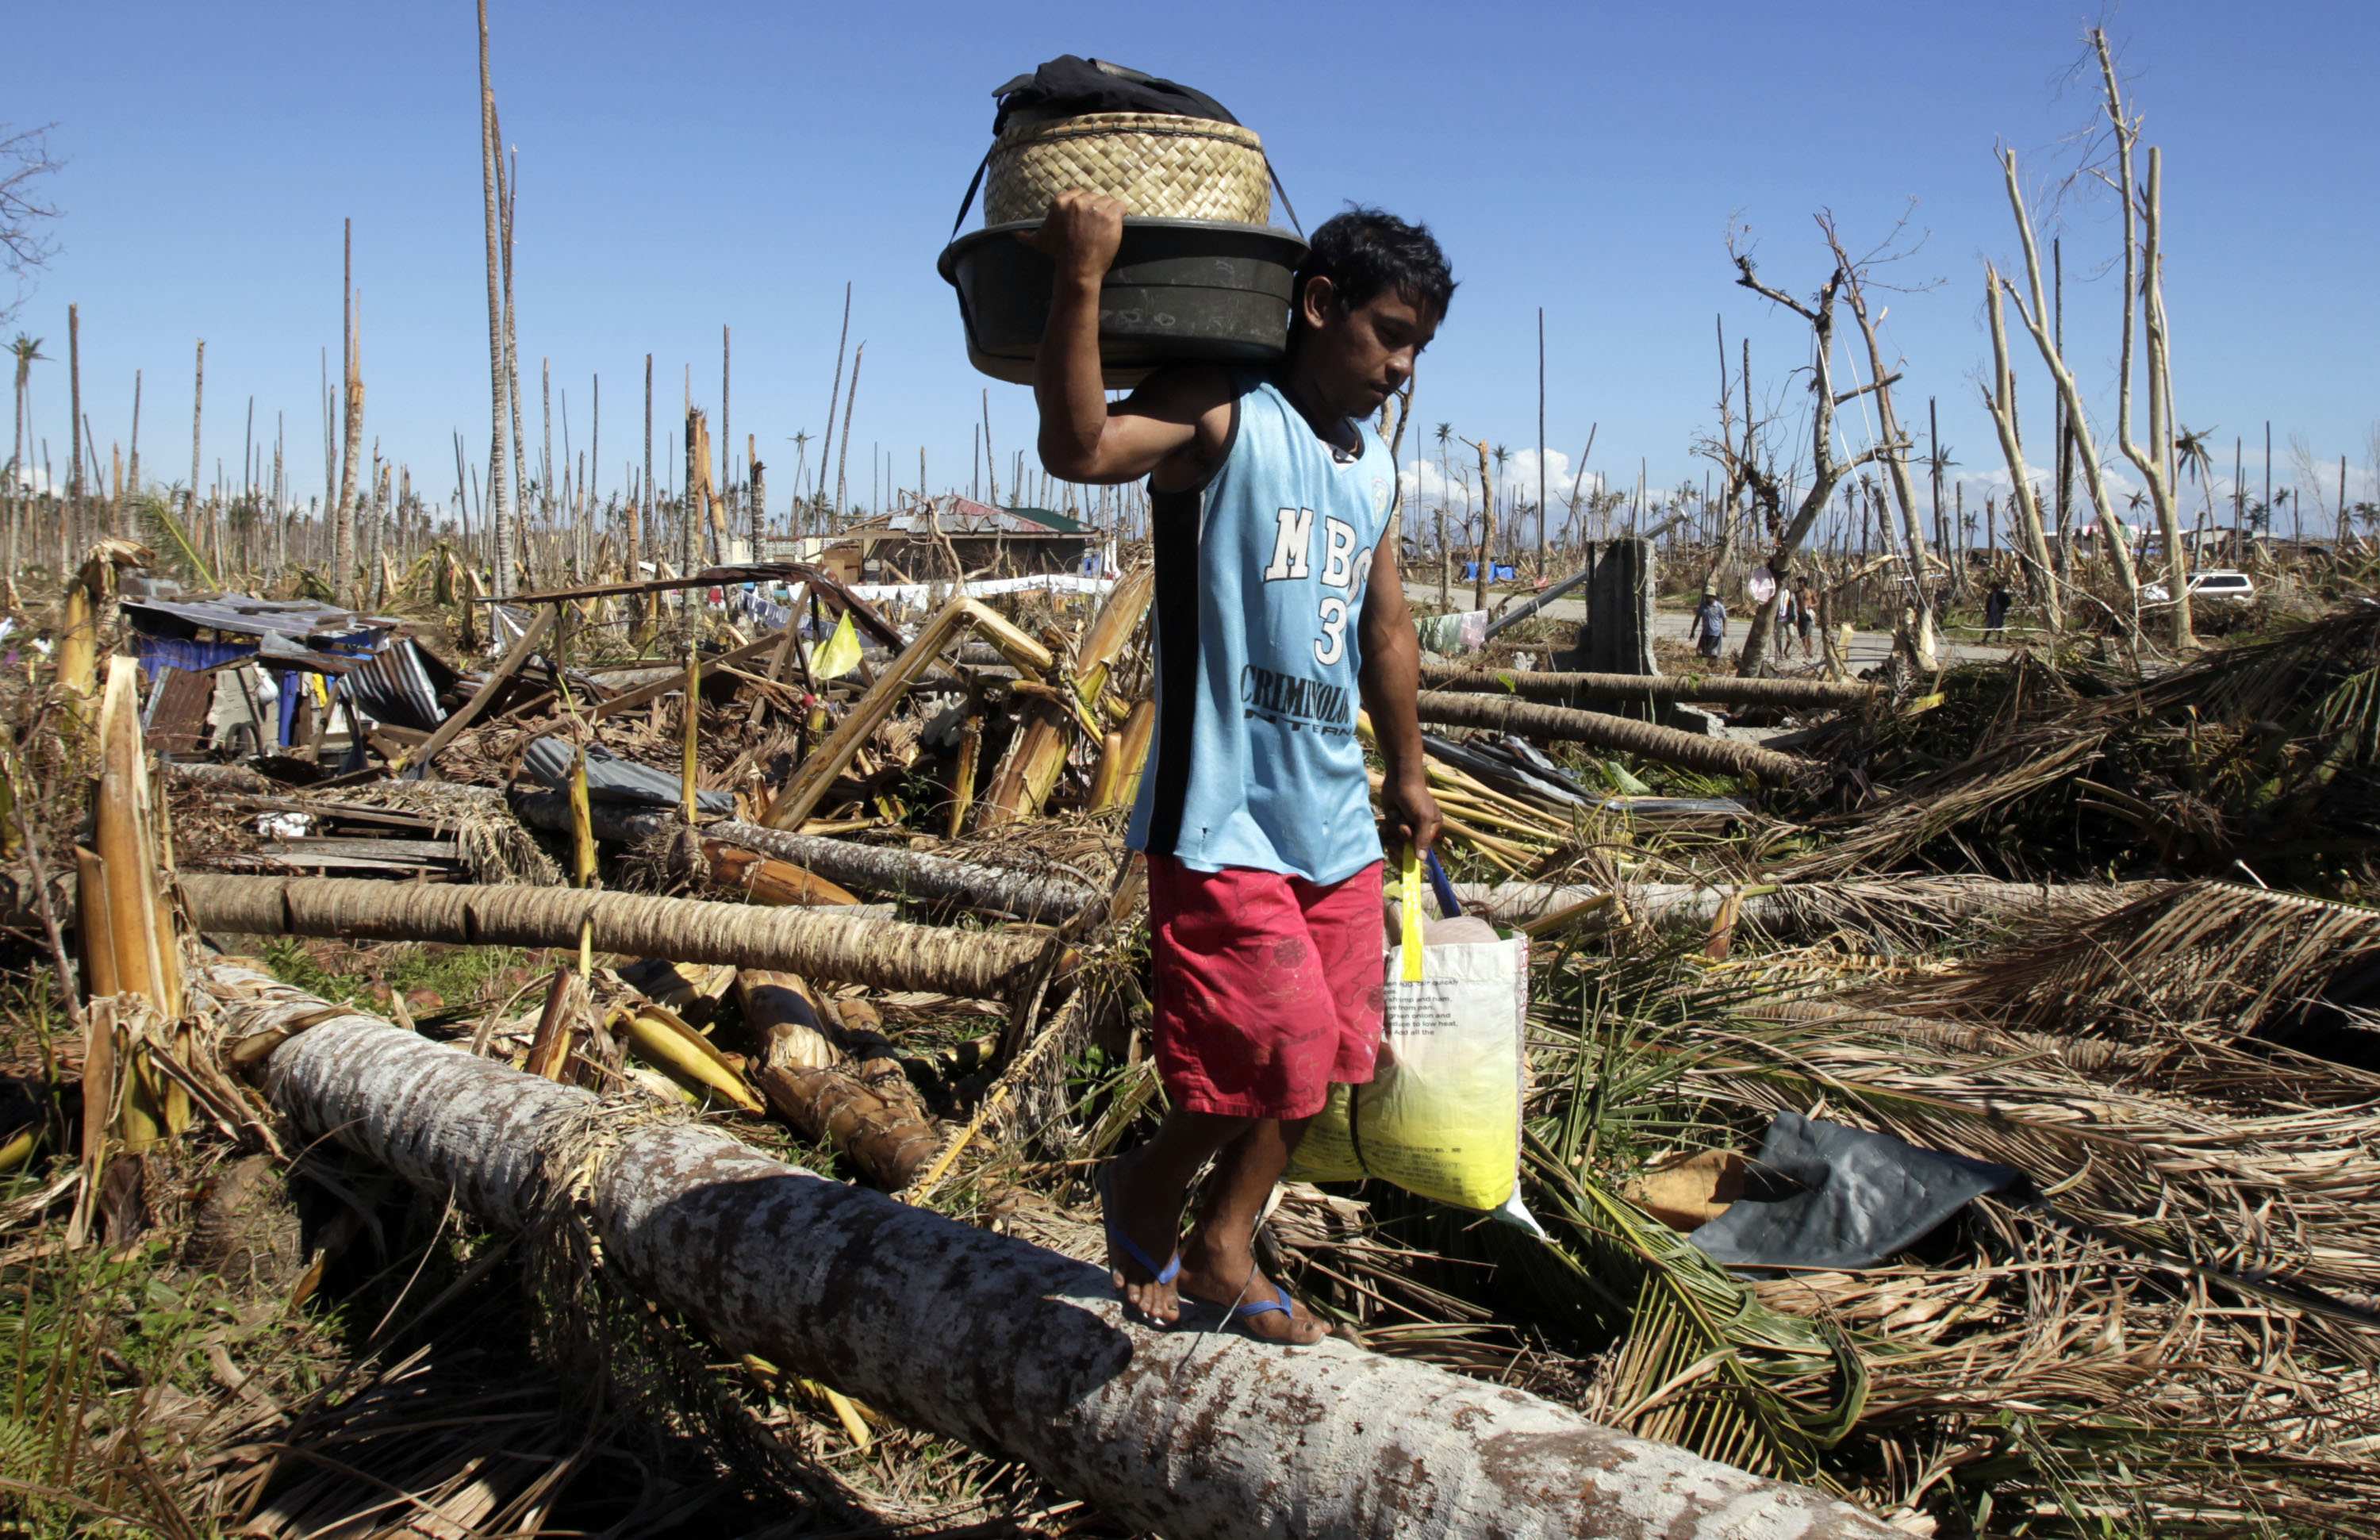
[1146,854,1386,1120]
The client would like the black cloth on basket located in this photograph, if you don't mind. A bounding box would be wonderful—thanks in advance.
[990,56,1238,135]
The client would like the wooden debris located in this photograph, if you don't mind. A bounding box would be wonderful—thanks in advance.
[761,598,1054,832]
[394,602,555,776]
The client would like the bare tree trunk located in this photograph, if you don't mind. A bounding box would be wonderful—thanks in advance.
[1419,660,1875,709]
[540,355,554,566]
[1436,508,1449,609]
[335,246,365,606]
[1452,875,2152,934]
[1414,691,1807,784]
[587,373,599,578]
[182,874,1053,1000]
[1727,256,1893,676]
[123,369,140,540]
[205,964,1889,1540]
[331,221,355,593]
[2094,31,2190,648]
[833,343,863,520]
[186,339,204,576]
[980,386,998,507]
[1469,436,1494,609]
[1997,148,2140,614]
[818,283,851,527]
[499,138,529,591]
[476,0,513,601]
[1535,306,1548,576]
[683,406,708,582]
[505,793,1100,921]
[65,304,81,560]
[1821,221,1935,667]
[748,437,765,561]
[720,324,731,524]
[631,354,650,632]
[1982,270,2061,628]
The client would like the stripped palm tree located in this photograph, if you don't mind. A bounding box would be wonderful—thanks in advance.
[2176,423,2219,554]
[6,332,43,586]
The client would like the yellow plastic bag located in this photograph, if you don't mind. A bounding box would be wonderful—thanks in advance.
[1288,849,1530,1214]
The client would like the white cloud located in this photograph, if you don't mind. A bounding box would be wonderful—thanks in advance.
[2,461,56,497]
[1397,446,1610,517]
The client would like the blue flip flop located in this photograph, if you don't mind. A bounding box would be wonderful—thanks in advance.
[1227,1282,1296,1327]
[1097,1165,1181,1307]
[1182,1278,1319,1343]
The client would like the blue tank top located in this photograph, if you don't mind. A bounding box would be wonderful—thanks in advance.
[1129,375,1398,884]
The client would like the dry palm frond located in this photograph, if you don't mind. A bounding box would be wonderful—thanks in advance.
[1793,602,2380,888]
[1514,937,2380,1530]
[1676,1020,2380,1305]
[1884,879,2380,1066]
[334,778,563,885]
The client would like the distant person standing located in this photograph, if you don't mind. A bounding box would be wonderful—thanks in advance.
[1690,586,1727,662]
[1984,581,2012,640]
[1794,578,1818,661]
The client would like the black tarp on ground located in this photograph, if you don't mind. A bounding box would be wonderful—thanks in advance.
[1689,1110,2021,1273]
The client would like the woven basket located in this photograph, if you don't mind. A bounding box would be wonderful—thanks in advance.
[985,112,1270,226]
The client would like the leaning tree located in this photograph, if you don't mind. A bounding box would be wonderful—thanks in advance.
[1715,219,1910,677]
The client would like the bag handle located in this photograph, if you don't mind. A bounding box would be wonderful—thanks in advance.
[1425,848,1462,920]
[949,148,996,241]
[1398,844,1426,983]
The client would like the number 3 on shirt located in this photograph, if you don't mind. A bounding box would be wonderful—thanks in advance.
[1315,596,1348,666]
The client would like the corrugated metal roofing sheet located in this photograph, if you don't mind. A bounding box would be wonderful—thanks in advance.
[121,593,400,641]
[866,497,1089,538]
[520,735,733,815]
[341,638,458,732]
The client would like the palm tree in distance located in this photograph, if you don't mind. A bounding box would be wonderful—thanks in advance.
[9,333,48,497]
[1433,422,1453,557]
[1491,444,1511,561]
[786,428,812,505]
[2175,424,2219,554]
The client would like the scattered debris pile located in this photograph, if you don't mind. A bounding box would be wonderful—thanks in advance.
[6,541,2380,1537]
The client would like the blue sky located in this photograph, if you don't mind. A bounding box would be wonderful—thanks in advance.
[10,0,2377,542]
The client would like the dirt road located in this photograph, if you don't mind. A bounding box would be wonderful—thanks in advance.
[1405,582,2013,670]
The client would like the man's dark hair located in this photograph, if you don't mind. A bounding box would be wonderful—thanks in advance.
[1291,206,1457,324]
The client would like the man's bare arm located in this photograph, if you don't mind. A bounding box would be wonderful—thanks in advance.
[1359,524,1441,856]
[1027,190,1230,486]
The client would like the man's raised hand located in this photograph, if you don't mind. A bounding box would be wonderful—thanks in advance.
[1021,190,1127,286]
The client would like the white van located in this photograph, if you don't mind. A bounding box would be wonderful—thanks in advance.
[2142,570,2255,605]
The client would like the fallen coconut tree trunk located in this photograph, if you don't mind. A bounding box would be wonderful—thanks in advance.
[1420,661,1879,710]
[1415,690,1808,785]
[204,963,1893,1540]
[180,874,1057,999]
[509,793,1100,922]
[1451,874,2159,933]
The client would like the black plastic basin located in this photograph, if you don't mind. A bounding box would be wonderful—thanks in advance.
[938,217,1307,388]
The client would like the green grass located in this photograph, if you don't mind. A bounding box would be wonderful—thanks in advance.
[0,1215,329,1537]
[258,938,526,1016]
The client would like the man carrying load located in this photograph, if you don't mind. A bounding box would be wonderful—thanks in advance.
[1029,194,1453,1345]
